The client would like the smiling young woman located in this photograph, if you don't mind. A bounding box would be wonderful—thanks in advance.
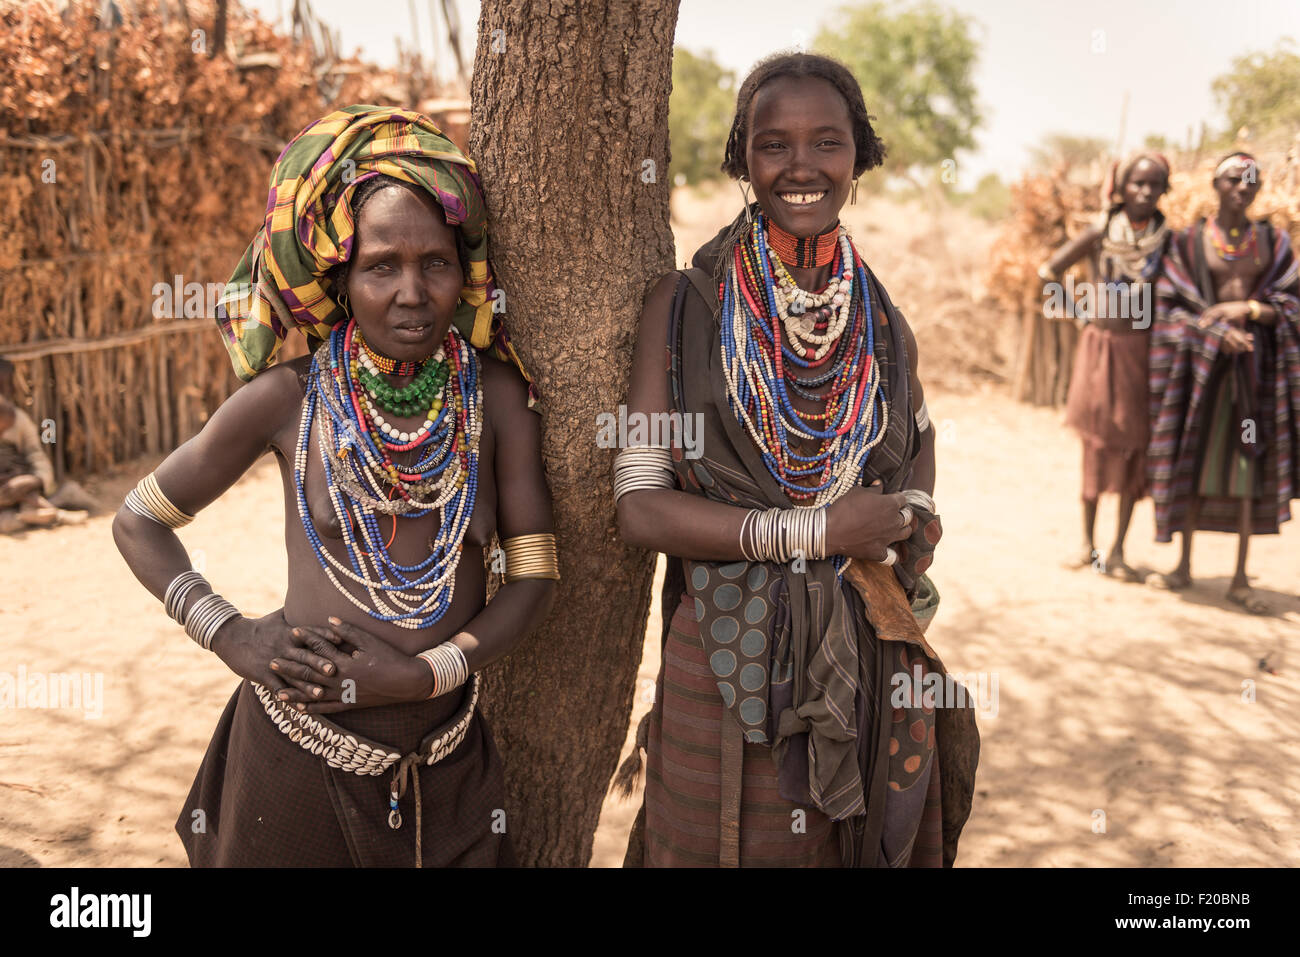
[112,106,557,867]
[615,54,978,868]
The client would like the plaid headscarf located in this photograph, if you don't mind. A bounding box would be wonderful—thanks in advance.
[218,104,533,400]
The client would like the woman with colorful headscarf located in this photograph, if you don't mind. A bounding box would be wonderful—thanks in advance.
[1040,151,1172,582]
[113,105,557,866]
[614,54,979,868]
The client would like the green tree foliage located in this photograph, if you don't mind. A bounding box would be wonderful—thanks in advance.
[1028,132,1109,171]
[957,171,1010,221]
[814,1,982,177]
[669,47,737,186]
[1211,38,1300,136]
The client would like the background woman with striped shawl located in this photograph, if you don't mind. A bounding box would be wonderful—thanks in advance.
[1148,152,1300,614]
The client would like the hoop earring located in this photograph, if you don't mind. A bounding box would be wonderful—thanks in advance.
[851,179,859,205]
[739,178,754,225]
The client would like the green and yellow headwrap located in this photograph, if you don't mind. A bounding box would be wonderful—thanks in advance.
[218,104,533,400]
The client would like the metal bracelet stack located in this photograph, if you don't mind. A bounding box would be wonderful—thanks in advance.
[163,570,207,624]
[501,532,561,583]
[914,397,930,433]
[416,642,470,699]
[612,445,675,504]
[739,506,827,563]
[163,569,240,651]
[124,472,195,528]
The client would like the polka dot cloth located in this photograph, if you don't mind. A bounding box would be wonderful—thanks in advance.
[686,558,772,743]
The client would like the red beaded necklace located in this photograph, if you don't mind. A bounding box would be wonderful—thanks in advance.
[767,220,839,268]
[358,331,422,376]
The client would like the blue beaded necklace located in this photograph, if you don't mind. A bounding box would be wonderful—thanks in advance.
[291,320,482,629]
[720,213,889,507]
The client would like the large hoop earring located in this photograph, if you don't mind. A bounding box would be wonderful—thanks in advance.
[739,178,754,225]
[851,179,859,205]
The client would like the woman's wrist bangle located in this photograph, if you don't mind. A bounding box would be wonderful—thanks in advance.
[1247,299,1262,320]
[164,570,240,651]
[739,506,827,563]
[416,642,470,699]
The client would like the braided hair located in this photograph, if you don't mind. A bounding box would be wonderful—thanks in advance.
[721,52,886,181]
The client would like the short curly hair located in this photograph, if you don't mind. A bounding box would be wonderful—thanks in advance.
[721,52,886,180]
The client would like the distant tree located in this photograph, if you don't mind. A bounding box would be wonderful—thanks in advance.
[1027,132,1109,172]
[1142,133,1173,152]
[959,171,1010,221]
[668,47,736,186]
[815,1,982,179]
[1212,38,1300,136]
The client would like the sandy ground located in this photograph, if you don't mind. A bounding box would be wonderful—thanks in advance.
[2,382,1297,867]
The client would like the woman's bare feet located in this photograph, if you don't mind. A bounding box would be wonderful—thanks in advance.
[1103,553,1143,583]
[1064,546,1099,571]
[1226,585,1270,615]
[1150,568,1192,591]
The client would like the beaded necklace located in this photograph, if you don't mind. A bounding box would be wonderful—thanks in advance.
[1208,217,1257,262]
[767,219,839,268]
[293,318,482,628]
[720,213,888,507]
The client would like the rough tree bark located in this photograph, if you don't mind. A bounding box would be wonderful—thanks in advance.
[469,0,679,866]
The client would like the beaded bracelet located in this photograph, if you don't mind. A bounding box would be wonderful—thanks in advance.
[416,642,470,699]
[612,446,675,504]
[124,472,195,528]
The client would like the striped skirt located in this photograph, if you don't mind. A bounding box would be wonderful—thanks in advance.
[643,594,943,867]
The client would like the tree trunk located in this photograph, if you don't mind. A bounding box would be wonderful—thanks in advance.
[469,0,679,866]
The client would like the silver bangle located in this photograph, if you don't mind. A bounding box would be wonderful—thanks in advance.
[902,488,935,513]
[739,506,827,563]
[881,547,898,567]
[612,445,675,504]
[183,590,240,651]
[417,642,470,698]
[164,570,207,625]
[914,398,930,433]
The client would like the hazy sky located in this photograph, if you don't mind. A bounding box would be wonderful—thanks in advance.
[244,0,1300,186]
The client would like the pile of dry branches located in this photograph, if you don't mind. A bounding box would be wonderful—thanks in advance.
[988,135,1300,406]
[0,0,462,478]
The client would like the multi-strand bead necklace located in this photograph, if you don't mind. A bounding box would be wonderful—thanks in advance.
[293,317,482,628]
[720,213,889,507]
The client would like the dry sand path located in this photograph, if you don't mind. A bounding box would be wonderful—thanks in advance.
[2,384,1297,867]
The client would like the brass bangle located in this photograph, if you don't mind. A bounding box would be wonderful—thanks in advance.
[124,472,195,528]
[502,533,560,583]
[1248,299,1262,320]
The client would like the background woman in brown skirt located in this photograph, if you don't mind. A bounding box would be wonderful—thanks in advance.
[1040,153,1171,582]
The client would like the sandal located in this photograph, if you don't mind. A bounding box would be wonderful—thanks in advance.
[1226,586,1270,616]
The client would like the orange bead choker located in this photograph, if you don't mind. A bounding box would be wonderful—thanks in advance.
[766,220,840,268]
